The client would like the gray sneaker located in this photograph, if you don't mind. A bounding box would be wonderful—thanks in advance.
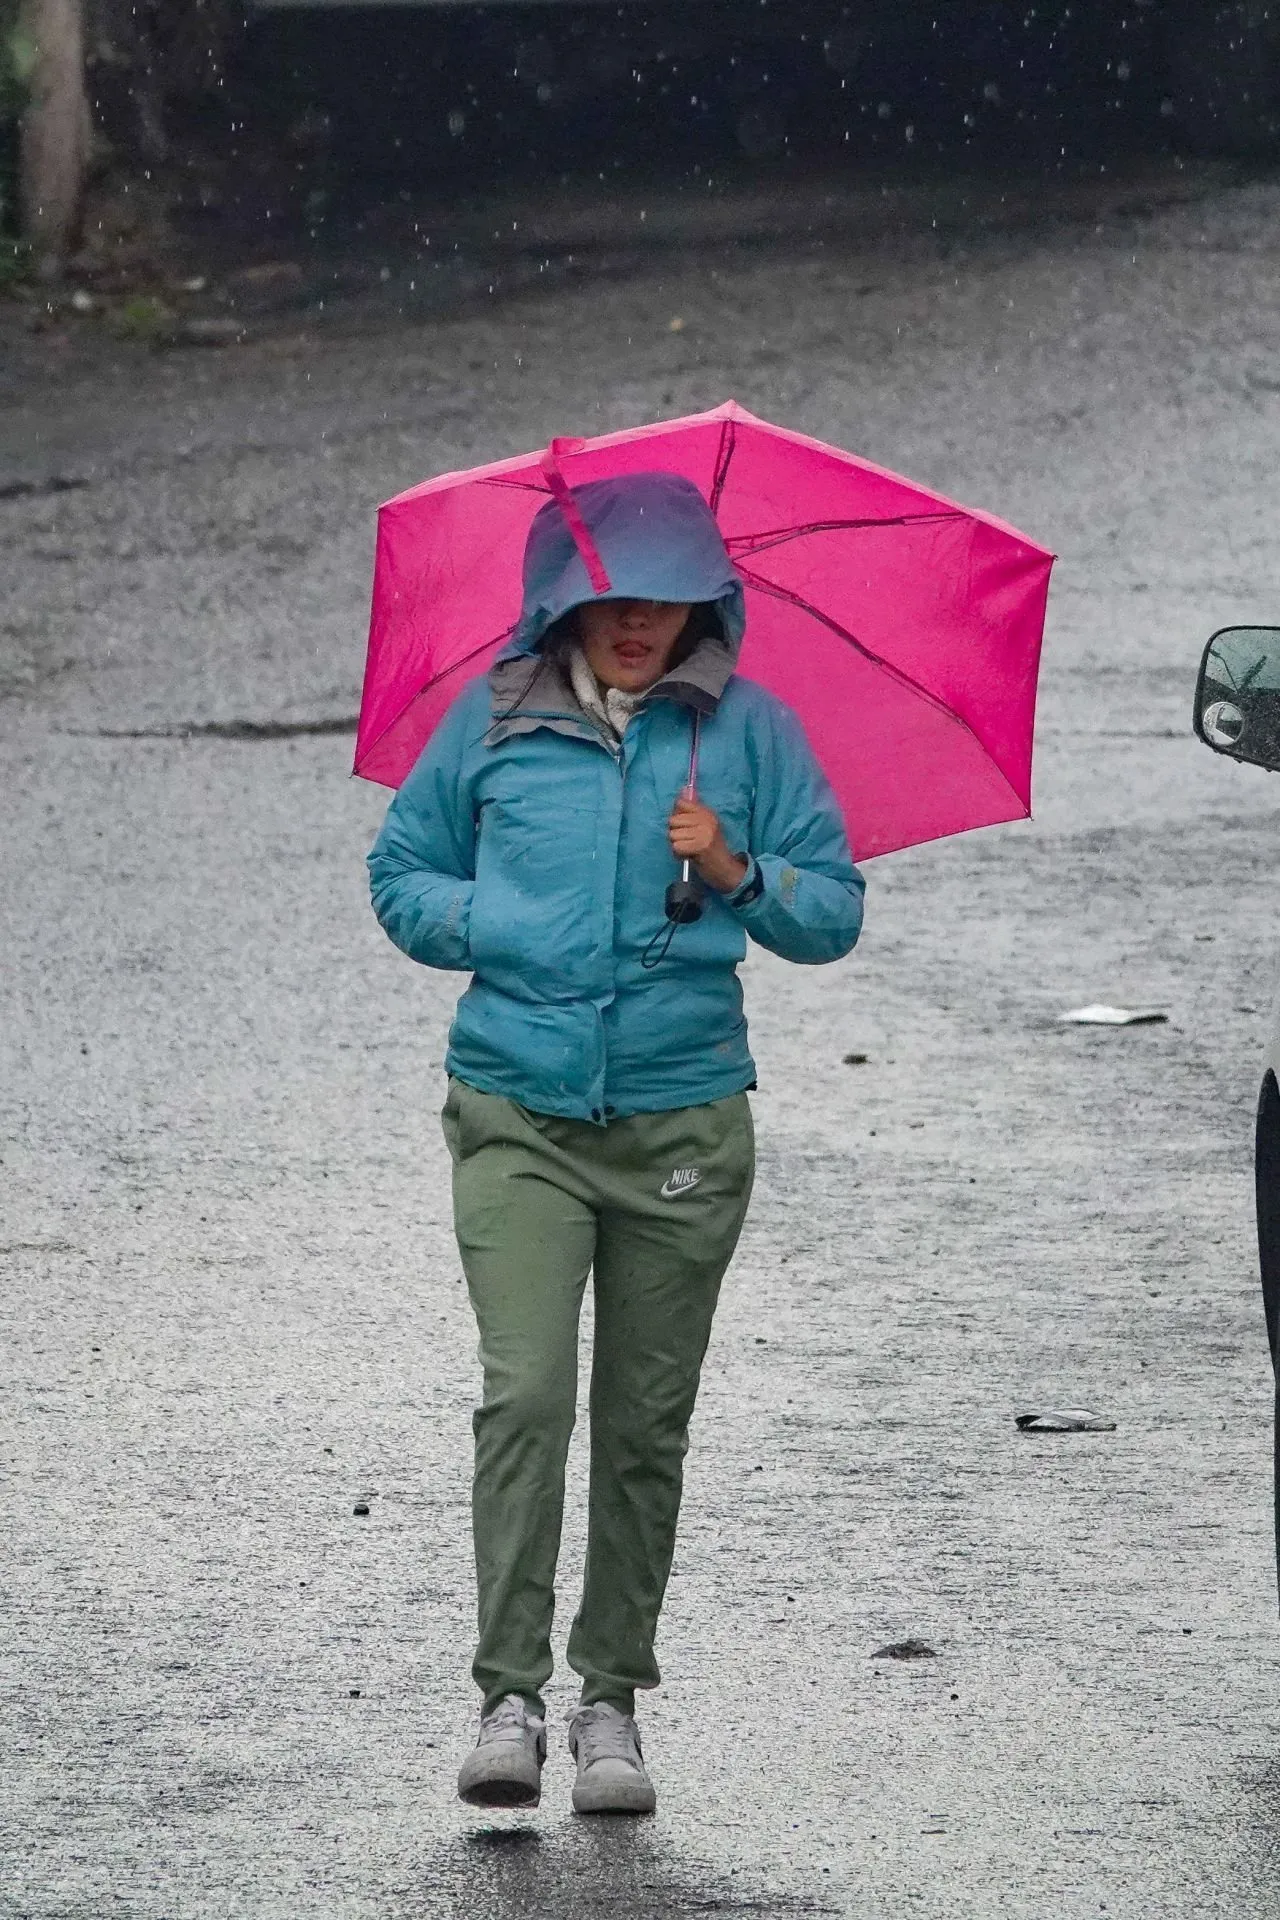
[457,1694,546,1807]
[567,1703,657,1815]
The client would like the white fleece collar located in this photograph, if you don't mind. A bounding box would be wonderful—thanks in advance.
[567,646,645,740]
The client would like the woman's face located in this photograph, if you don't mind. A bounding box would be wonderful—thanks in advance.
[579,598,692,694]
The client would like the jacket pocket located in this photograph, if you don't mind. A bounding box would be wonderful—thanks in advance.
[469,794,603,982]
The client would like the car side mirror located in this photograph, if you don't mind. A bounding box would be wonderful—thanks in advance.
[1194,626,1280,773]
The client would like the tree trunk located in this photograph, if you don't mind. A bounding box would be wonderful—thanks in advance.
[18,0,92,276]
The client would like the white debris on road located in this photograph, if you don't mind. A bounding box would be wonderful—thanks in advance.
[1015,1409,1119,1433]
[1057,1004,1169,1025]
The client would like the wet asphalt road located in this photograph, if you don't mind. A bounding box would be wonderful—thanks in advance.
[5,158,1280,1917]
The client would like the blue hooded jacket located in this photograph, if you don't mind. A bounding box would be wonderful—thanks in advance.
[368,471,865,1122]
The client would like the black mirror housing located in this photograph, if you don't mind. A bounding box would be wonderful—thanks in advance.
[1194,626,1280,773]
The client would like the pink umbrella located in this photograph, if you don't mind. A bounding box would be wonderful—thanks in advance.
[355,400,1052,860]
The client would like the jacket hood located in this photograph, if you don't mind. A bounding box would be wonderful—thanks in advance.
[506,470,747,660]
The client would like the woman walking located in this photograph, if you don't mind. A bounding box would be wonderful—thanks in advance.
[368,470,864,1814]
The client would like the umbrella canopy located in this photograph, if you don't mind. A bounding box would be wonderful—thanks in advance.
[355,400,1053,860]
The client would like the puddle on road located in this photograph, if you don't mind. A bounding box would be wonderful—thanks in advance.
[410,1819,838,1918]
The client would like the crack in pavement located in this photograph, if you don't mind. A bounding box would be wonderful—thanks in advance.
[69,716,359,741]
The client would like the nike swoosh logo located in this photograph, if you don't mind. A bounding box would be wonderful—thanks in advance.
[660,1170,702,1199]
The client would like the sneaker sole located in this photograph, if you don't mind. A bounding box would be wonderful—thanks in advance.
[571,1782,657,1816]
[458,1776,541,1809]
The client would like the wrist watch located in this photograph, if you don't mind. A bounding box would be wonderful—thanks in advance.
[728,857,764,905]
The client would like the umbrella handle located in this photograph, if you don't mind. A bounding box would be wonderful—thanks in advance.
[646,712,706,959]
[671,711,704,911]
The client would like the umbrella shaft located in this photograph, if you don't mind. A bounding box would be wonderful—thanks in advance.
[679,712,702,889]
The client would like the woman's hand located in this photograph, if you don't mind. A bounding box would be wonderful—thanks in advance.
[668,794,750,895]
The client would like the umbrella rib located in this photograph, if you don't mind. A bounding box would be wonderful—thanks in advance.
[709,419,736,515]
[476,477,553,494]
[736,565,972,727]
[728,511,962,559]
[355,626,516,771]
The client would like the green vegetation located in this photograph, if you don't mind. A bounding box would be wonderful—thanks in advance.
[1,1,34,114]
[0,233,30,283]
[110,291,176,342]
[1,0,32,238]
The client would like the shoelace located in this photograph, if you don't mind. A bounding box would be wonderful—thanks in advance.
[573,1710,642,1769]
[480,1697,542,1746]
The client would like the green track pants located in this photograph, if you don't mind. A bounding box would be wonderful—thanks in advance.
[442,1077,755,1719]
